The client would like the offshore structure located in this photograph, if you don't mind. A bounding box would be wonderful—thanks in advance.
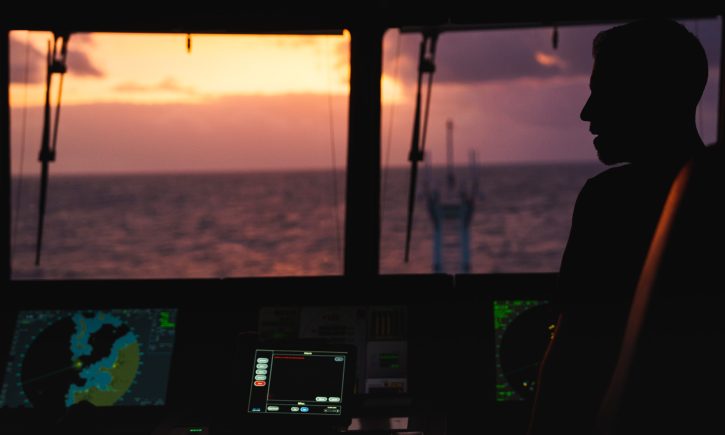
[425,120,478,273]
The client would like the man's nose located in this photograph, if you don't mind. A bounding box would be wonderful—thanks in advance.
[580,94,593,122]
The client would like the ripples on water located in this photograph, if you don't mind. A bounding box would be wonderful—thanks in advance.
[11,163,601,279]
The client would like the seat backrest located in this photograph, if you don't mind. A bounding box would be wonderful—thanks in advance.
[597,144,725,434]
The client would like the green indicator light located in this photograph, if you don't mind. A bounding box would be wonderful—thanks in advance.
[493,301,509,330]
[159,311,176,328]
[188,429,203,433]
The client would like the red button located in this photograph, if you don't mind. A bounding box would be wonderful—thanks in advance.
[254,381,266,387]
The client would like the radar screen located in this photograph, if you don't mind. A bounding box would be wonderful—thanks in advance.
[493,300,557,402]
[0,309,177,409]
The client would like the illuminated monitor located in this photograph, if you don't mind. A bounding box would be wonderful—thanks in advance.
[0,309,177,409]
[247,348,353,416]
[493,300,557,402]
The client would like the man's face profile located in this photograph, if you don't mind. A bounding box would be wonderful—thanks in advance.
[580,58,644,165]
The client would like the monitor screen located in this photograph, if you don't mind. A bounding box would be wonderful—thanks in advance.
[0,309,177,409]
[247,348,350,416]
[493,300,557,402]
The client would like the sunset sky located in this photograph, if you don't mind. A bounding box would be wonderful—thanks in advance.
[8,18,722,174]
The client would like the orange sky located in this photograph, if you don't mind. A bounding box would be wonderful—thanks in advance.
[10,31,355,105]
[9,31,361,174]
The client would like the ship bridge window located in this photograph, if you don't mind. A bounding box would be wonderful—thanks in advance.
[380,19,722,274]
[10,31,350,279]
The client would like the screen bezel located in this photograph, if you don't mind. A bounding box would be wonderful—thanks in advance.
[490,296,556,403]
[452,274,556,404]
[240,340,356,428]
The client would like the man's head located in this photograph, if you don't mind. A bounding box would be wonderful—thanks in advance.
[580,19,708,165]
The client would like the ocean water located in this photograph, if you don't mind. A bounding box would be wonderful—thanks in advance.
[11,163,601,279]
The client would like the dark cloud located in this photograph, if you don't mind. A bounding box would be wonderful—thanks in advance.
[387,26,602,85]
[67,33,104,78]
[438,28,576,83]
[67,50,104,78]
[385,18,720,85]
[71,33,96,47]
[9,33,103,84]
[9,35,45,84]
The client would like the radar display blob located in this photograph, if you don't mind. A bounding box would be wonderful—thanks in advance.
[494,300,557,402]
[0,309,176,409]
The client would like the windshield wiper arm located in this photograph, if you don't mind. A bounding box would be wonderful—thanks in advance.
[35,33,69,266]
[404,31,438,263]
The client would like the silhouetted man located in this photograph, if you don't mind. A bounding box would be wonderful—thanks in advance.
[528,19,708,435]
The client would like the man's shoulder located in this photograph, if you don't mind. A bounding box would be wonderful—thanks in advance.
[581,164,636,195]
[589,164,637,184]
